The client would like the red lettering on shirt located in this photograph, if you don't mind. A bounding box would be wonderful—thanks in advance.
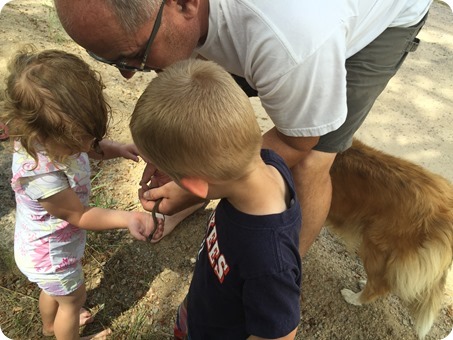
[214,255,230,283]
[208,241,220,267]
[208,213,216,228]
[206,226,217,250]
[204,212,230,283]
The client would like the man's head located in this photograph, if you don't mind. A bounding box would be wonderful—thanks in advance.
[54,0,207,78]
[130,59,262,186]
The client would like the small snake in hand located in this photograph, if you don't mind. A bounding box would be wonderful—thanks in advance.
[148,198,163,241]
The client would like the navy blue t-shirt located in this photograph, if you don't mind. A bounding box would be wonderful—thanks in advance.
[187,149,302,339]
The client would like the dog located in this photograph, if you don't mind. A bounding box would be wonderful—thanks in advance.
[327,138,453,339]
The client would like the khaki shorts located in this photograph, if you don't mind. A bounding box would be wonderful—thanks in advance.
[315,14,429,153]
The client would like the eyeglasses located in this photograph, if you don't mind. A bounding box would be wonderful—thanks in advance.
[86,0,165,72]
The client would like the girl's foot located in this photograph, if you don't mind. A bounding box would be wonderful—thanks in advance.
[150,202,207,243]
[42,308,94,336]
[81,328,112,339]
[42,329,54,337]
[80,307,94,326]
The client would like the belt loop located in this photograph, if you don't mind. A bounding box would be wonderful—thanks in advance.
[406,37,420,53]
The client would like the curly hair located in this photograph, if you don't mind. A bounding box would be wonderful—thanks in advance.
[2,46,110,165]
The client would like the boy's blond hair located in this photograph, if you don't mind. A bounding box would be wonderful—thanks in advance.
[2,46,110,164]
[130,59,262,182]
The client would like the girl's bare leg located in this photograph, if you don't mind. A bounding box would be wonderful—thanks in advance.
[40,284,110,339]
[52,284,87,340]
[39,289,59,336]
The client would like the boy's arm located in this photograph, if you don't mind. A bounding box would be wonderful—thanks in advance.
[38,187,153,241]
[243,268,300,340]
[248,328,298,340]
[88,140,140,162]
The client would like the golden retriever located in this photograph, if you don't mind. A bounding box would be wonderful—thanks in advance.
[327,139,453,339]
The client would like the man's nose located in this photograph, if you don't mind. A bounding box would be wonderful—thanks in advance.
[119,70,136,79]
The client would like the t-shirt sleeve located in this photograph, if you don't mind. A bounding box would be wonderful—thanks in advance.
[20,171,70,200]
[243,269,301,338]
[257,29,348,137]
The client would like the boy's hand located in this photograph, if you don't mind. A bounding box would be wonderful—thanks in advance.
[127,211,155,241]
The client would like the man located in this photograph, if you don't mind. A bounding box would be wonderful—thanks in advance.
[54,0,431,257]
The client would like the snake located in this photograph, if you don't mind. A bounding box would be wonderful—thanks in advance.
[148,197,163,241]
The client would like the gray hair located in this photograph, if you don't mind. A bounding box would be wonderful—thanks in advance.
[106,0,161,33]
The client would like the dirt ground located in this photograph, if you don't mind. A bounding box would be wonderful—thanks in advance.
[0,1,452,339]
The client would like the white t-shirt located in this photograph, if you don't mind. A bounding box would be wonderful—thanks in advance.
[195,0,432,137]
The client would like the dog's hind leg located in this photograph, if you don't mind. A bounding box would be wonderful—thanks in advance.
[341,278,390,305]
[341,288,364,305]
[342,238,391,305]
[340,279,367,305]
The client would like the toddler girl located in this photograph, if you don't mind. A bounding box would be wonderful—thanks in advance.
[2,48,154,339]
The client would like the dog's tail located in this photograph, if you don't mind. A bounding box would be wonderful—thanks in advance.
[408,273,447,339]
[389,234,452,339]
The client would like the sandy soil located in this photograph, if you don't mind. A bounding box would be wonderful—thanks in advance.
[0,1,452,339]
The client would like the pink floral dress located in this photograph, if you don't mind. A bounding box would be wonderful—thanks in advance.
[11,145,90,295]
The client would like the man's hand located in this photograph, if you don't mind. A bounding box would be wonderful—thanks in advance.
[140,163,172,190]
[139,181,205,215]
[139,163,205,215]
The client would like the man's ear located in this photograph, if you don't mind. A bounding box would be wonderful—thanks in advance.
[180,177,209,198]
[175,0,199,17]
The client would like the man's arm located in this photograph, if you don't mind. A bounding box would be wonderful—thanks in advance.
[140,127,319,215]
[262,127,319,168]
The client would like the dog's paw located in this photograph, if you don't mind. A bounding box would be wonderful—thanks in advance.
[341,288,363,306]
[358,280,367,290]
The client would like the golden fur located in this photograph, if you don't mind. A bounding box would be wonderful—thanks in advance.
[328,139,453,339]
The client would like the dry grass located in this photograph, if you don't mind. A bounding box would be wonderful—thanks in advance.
[0,158,206,339]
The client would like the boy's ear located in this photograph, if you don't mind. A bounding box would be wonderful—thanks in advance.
[180,177,209,198]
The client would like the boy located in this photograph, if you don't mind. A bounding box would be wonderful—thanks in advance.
[130,59,302,339]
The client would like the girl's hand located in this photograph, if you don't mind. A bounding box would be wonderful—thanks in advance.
[117,143,140,162]
[93,140,140,161]
[127,211,155,241]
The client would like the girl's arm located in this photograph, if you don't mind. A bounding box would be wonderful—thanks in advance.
[88,140,140,162]
[38,187,153,241]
